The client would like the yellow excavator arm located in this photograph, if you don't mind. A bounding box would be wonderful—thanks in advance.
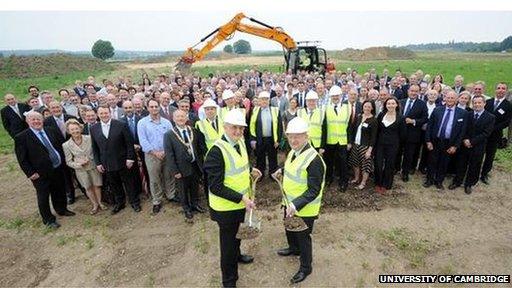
[176,12,297,70]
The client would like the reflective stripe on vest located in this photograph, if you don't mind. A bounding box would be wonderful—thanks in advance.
[297,108,324,148]
[325,103,350,145]
[250,106,278,142]
[208,139,251,212]
[195,118,223,150]
[282,147,325,217]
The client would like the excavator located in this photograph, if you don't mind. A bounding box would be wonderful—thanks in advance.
[175,12,327,74]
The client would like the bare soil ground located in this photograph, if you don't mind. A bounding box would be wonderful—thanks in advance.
[1,153,511,287]
[124,56,283,70]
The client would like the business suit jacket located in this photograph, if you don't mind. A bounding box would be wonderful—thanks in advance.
[452,86,466,94]
[43,114,77,139]
[400,98,428,143]
[62,135,96,171]
[120,114,142,145]
[82,122,97,135]
[426,106,467,148]
[159,105,177,121]
[293,91,308,108]
[390,88,405,100]
[465,110,495,151]
[164,126,205,178]
[14,127,66,178]
[1,103,30,138]
[270,96,289,115]
[90,119,135,172]
[348,115,378,147]
[484,98,512,140]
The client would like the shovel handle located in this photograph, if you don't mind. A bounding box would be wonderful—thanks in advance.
[271,173,290,206]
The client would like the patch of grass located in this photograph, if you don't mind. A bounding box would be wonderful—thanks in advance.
[361,261,370,270]
[496,146,512,171]
[438,263,456,275]
[85,238,95,250]
[377,228,432,268]
[145,273,155,288]
[56,234,80,246]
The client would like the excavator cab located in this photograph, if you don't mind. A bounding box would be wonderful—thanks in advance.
[285,43,327,74]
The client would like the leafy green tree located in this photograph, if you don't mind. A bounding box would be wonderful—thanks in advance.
[91,39,115,60]
[233,40,251,54]
[500,36,512,51]
[223,44,234,53]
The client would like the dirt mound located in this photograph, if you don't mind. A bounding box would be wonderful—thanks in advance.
[335,47,416,61]
[0,53,114,79]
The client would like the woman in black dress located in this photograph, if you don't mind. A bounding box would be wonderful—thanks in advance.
[348,100,378,190]
[374,97,406,194]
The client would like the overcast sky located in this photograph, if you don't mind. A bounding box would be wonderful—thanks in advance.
[1,11,511,51]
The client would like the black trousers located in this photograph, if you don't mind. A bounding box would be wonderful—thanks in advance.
[401,142,421,175]
[217,221,242,288]
[325,144,348,186]
[284,213,315,273]
[453,145,486,187]
[418,142,431,172]
[481,138,499,178]
[255,137,278,175]
[178,164,200,212]
[62,166,76,200]
[106,167,140,207]
[427,138,451,184]
[31,166,68,224]
[374,143,399,189]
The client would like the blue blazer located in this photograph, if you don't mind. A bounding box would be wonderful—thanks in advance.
[425,106,467,147]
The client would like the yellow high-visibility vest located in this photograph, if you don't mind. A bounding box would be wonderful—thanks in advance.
[195,117,224,150]
[282,146,325,217]
[250,106,279,142]
[297,108,325,148]
[208,138,250,212]
[325,103,350,145]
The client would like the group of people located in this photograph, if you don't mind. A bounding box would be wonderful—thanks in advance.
[2,67,511,287]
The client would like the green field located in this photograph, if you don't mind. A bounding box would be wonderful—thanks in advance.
[1,52,511,167]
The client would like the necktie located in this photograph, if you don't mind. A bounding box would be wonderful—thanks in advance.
[182,129,189,143]
[233,143,241,156]
[474,113,480,121]
[291,153,297,162]
[129,117,136,138]
[12,105,21,117]
[494,100,500,111]
[38,131,61,168]
[300,93,304,107]
[334,104,338,115]
[404,99,413,116]
[165,106,169,116]
[438,108,452,139]
[212,119,217,132]
[351,103,356,123]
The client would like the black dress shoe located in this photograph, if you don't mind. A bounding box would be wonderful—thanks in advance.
[237,254,254,264]
[277,247,300,256]
[132,205,141,213]
[448,183,460,190]
[185,210,194,220]
[46,222,61,229]
[59,210,76,216]
[152,204,161,214]
[422,180,433,188]
[402,174,409,182]
[480,176,490,185]
[291,270,311,284]
[435,183,445,190]
[168,196,180,203]
[192,205,205,213]
[464,186,472,194]
[419,168,427,175]
[111,205,125,215]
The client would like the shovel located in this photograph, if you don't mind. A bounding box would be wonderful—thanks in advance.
[236,171,262,240]
[271,172,309,232]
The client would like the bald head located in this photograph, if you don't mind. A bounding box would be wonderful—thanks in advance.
[4,94,16,106]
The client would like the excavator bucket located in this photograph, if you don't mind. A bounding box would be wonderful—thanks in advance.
[175,58,192,72]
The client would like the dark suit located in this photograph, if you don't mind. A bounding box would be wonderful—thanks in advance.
[121,114,146,196]
[481,98,512,178]
[399,98,428,176]
[82,122,96,135]
[390,88,405,100]
[1,103,30,138]
[452,110,495,187]
[453,86,466,94]
[14,127,68,224]
[425,106,467,184]
[90,119,139,208]
[344,101,362,127]
[43,114,78,201]
[164,126,206,213]
[293,91,308,109]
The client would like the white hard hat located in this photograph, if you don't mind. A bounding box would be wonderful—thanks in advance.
[222,89,235,100]
[286,117,309,134]
[202,98,218,108]
[305,90,319,100]
[223,109,247,127]
[329,85,342,96]
[258,91,270,98]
